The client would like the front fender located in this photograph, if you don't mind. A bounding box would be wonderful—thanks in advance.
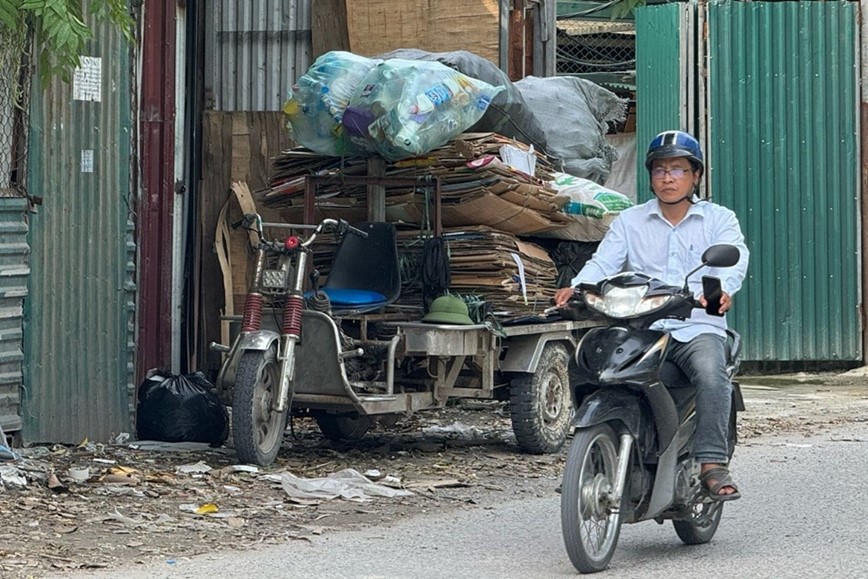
[215,330,281,399]
[572,388,643,439]
[235,329,281,352]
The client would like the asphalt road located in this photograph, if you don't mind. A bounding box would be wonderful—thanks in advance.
[66,419,868,579]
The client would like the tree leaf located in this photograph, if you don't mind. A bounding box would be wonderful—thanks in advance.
[21,0,134,85]
[0,1,22,30]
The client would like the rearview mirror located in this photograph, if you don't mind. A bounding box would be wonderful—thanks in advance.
[702,244,740,268]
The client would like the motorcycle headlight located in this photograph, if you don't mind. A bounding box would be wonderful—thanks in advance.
[583,287,673,319]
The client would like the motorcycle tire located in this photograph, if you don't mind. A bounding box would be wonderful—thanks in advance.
[561,423,623,573]
[509,343,572,454]
[673,501,723,544]
[232,346,287,466]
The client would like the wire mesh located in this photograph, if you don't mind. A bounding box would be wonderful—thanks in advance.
[556,18,636,75]
[556,2,637,132]
[0,28,31,197]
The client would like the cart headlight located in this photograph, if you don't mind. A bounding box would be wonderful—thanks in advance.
[262,269,288,289]
[583,287,673,318]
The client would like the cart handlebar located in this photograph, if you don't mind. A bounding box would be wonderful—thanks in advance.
[237,214,368,252]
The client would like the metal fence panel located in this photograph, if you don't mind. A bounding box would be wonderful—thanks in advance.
[204,0,312,111]
[24,16,136,443]
[708,0,860,361]
[635,3,690,201]
[0,199,28,437]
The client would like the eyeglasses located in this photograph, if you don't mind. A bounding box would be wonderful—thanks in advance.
[650,167,692,180]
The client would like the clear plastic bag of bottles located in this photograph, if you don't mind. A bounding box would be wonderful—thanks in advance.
[344,59,503,161]
[283,51,380,156]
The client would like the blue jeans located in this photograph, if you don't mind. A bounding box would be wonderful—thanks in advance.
[665,333,732,464]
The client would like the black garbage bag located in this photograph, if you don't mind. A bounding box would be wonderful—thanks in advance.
[136,370,229,446]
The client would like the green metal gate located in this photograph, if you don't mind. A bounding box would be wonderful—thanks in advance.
[23,18,137,443]
[636,0,861,362]
[635,2,694,201]
[707,0,860,361]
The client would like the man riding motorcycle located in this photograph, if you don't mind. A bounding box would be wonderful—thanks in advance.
[554,130,750,501]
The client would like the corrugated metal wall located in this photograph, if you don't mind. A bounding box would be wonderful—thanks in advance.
[634,3,691,201]
[24,17,136,443]
[0,199,28,437]
[204,0,312,111]
[708,0,861,361]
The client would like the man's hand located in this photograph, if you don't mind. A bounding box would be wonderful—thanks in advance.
[553,287,576,308]
[699,290,732,315]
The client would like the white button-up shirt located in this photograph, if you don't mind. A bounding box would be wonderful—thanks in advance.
[570,197,750,342]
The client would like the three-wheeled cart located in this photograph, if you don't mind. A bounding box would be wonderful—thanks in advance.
[215,171,602,454]
[289,312,600,453]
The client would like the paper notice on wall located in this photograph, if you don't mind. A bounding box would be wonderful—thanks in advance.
[81,150,94,173]
[73,56,101,102]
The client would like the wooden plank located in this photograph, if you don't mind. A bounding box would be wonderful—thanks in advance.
[197,112,290,377]
[312,0,351,59]
[200,112,232,376]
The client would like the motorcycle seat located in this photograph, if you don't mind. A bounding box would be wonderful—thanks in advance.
[321,221,401,314]
[317,288,387,307]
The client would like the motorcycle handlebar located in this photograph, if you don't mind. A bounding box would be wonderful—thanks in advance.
[543,290,584,316]
[240,213,369,244]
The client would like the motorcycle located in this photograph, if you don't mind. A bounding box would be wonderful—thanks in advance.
[559,244,744,573]
[211,213,368,466]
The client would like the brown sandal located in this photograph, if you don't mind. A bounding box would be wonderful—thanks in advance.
[699,466,742,502]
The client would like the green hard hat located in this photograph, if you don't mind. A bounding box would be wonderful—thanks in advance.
[422,295,475,325]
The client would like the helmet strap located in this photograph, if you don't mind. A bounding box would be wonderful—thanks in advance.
[653,193,696,206]
[649,183,700,205]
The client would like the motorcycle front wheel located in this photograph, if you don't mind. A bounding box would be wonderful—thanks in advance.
[561,423,623,574]
[232,346,287,466]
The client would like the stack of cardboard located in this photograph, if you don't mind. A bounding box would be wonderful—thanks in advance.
[257,133,565,320]
[259,133,569,237]
[440,227,557,316]
[384,227,558,317]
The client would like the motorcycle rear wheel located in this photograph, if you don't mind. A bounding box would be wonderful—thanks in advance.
[673,500,723,544]
[232,347,287,466]
[561,423,623,573]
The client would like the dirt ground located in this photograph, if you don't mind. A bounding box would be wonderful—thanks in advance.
[1,370,867,578]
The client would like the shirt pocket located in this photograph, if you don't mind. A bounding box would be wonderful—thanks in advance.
[688,245,705,268]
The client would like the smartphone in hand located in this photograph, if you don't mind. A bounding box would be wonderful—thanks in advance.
[702,276,724,317]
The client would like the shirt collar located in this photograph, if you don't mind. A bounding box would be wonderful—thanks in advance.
[647,196,706,222]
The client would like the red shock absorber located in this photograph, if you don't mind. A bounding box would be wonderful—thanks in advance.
[241,292,264,332]
[282,294,304,337]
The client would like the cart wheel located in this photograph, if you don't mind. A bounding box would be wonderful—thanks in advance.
[510,342,572,454]
[315,413,372,442]
[376,414,401,429]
